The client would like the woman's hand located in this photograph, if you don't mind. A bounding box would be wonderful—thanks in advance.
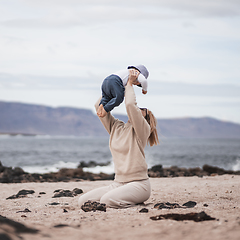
[127,69,140,86]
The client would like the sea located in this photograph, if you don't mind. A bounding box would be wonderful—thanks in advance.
[0,135,240,174]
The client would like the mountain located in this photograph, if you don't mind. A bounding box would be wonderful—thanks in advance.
[0,101,240,138]
[0,101,105,136]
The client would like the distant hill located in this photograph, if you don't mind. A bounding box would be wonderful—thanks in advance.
[0,101,240,138]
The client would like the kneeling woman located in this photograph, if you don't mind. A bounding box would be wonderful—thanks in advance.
[78,70,159,208]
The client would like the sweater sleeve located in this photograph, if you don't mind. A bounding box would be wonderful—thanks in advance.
[94,97,117,134]
[124,85,150,145]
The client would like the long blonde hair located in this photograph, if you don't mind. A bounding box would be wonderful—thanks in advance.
[145,109,159,146]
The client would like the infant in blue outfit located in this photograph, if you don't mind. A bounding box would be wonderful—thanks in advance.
[97,65,149,118]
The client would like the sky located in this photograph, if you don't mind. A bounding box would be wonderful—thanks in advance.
[0,0,240,123]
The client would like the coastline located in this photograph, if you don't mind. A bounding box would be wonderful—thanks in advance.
[1,175,240,240]
[1,160,240,183]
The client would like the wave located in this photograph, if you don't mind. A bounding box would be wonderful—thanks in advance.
[83,162,114,174]
[22,160,114,174]
[232,158,240,171]
[22,161,79,174]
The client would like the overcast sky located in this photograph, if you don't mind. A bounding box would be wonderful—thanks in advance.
[0,0,240,123]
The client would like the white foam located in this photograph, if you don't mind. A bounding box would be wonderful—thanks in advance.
[232,158,240,171]
[83,162,114,174]
[22,161,79,174]
[22,160,114,174]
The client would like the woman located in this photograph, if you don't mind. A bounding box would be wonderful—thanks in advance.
[78,70,159,208]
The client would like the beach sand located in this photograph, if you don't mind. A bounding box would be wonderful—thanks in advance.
[1,175,240,240]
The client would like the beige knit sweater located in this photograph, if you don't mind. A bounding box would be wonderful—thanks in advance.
[95,85,151,182]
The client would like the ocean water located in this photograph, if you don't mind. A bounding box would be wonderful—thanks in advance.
[0,135,239,174]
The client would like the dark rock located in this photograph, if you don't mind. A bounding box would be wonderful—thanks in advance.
[150,211,216,222]
[81,201,106,212]
[52,188,83,198]
[139,208,148,213]
[52,190,73,198]
[39,192,46,195]
[149,164,163,173]
[182,201,197,208]
[154,202,182,209]
[0,215,38,233]
[203,204,209,207]
[202,164,240,175]
[48,202,60,205]
[148,164,240,178]
[72,188,83,195]
[12,167,25,176]
[54,189,62,193]
[0,161,5,172]
[154,201,197,209]
[54,224,69,228]
[6,190,35,199]
[16,208,31,213]
[78,161,110,168]
[0,233,12,240]
[63,209,68,213]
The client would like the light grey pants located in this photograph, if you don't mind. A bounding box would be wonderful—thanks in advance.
[78,179,151,208]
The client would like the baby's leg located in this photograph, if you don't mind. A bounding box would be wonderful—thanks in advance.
[103,84,124,113]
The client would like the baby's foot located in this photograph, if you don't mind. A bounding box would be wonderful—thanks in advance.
[97,104,103,117]
[97,104,107,118]
[101,108,107,118]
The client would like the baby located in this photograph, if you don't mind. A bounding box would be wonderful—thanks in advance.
[97,65,149,118]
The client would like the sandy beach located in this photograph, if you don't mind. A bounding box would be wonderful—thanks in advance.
[1,175,240,240]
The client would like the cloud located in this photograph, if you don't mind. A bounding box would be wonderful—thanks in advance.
[0,73,100,90]
[1,1,240,29]
[1,73,239,99]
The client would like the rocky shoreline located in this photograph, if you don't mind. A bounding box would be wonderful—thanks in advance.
[1,161,239,183]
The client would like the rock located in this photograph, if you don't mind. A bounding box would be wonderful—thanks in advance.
[54,189,62,193]
[0,233,12,240]
[52,188,83,198]
[6,190,35,199]
[154,202,182,209]
[63,209,68,213]
[39,192,46,195]
[139,208,148,213]
[0,215,38,233]
[54,224,69,228]
[52,190,73,198]
[48,202,60,205]
[150,211,216,222]
[202,164,240,175]
[72,188,83,195]
[148,164,163,172]
[16,208,31,213]
[182,201,197,208]
[78,161,110,168]
[154,201,197,209]
[81,201,106,212]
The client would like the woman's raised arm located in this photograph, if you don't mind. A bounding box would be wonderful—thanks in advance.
[125,71,150,145]
[95,97,117,134]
